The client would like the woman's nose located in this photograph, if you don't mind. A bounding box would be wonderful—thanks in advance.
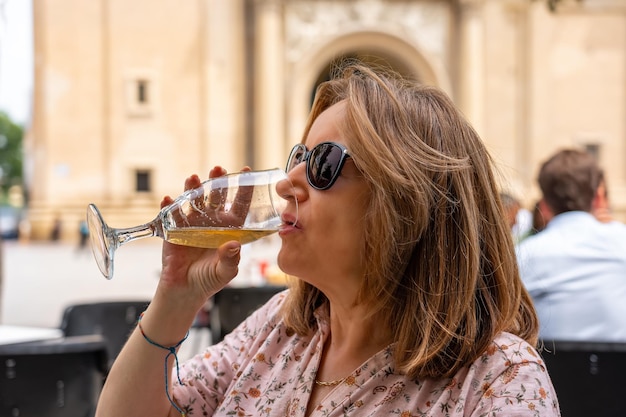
[281,165,307,203]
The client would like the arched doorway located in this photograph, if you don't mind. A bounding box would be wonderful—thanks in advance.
[285,31,448,149]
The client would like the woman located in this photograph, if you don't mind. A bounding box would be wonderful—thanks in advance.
[96,63,560,416]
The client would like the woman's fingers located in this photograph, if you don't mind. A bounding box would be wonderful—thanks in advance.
[167,166,256,228]
[230,167,253,220]
[160,196,174,209]
[184,174,202,191]
[215,241,242,281]
[209,166,227,179]
[181,174,205,214]
[206,167,228,211]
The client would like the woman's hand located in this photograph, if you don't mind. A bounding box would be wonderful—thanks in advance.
[157,166,244,307]
[96,166,248,417]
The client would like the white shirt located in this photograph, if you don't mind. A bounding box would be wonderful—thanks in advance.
[516,211,626,341]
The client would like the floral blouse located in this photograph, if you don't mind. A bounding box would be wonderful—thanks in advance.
[172,291,560,416]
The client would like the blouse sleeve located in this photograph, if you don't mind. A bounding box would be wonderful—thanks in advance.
[170,290,287,415]
[470,352,561,416]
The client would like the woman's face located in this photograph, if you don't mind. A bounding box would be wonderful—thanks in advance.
[278,101,370,297]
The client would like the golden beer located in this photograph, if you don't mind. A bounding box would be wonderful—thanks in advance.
[165,227,277,248]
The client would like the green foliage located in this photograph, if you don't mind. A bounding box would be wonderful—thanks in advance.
[0,111,24,195]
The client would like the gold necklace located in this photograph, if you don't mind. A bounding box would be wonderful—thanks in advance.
[314,377,346,387]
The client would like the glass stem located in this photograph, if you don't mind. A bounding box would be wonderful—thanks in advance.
[111,218,164,249]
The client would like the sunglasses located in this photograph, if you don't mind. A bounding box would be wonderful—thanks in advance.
[286,142,351,190]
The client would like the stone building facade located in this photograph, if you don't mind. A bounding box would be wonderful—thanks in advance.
[26,0,626,240]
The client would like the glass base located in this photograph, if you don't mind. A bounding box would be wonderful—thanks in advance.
[86,204,115,280]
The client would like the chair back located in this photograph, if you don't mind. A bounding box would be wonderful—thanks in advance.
[0,334,107,417]
[60,300,150,369]
[541,340,626,416]
[210,286,286,343]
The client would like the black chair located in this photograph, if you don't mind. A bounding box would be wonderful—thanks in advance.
[0,334,108,417]
[60,300,150,369]
[210,286,286,343]
[541,340,626,416]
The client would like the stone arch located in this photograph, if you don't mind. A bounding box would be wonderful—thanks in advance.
[285,30,451,144]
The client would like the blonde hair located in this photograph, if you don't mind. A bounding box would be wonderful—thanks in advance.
[281,62,538,380]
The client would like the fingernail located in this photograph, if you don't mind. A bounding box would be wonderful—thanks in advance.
[229,246,240,257]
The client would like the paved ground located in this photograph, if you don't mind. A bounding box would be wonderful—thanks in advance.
[0,239,210,359]
[0,236,281,359]
[0,239,163,328]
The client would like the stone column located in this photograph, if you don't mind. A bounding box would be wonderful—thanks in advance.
[203,0,246,170]
[253,0,286,170]
[456,0,485,135]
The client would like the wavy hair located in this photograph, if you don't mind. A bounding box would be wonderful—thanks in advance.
[281,62,539,380]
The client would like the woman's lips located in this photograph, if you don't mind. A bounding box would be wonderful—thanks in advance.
[281,212,299,228]
[279,212,300,234]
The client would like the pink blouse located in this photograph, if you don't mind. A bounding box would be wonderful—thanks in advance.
[172,291,560,416]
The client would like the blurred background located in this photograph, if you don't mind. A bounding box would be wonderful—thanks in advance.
[1,0,625,325]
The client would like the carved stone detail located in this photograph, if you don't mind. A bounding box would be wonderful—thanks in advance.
[283,0,450,64]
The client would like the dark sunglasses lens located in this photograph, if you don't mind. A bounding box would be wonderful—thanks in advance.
[287,145,306,172]
[309,143,343,189]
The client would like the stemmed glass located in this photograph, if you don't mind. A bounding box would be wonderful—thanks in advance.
[87,168,296,280]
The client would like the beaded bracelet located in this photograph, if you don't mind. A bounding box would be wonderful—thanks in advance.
[137,312,189,416]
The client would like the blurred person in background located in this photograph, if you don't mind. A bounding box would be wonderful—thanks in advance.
[518,199,549,242]
[592,170,616,223]
[516,148,626,342]
[500,192,532,242]
[78,219,89,250]
[500,192,521,231]
[50,215,62,242]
